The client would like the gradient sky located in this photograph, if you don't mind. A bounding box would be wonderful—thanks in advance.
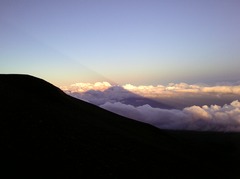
[1,0,240,86]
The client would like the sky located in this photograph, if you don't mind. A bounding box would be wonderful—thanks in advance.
[1,0,240,86]
[1,0,240,132]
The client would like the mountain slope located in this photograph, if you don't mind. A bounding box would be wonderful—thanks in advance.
[0,74,240,178]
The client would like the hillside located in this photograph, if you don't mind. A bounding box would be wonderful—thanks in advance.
[0,74,240,178]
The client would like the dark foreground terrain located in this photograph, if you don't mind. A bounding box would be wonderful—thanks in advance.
[0,74,240,178]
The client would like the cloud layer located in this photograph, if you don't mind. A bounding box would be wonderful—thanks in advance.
[62,81,240,95]
[101,101,240,132]
[61,82,240,132]
[122,83,240,105]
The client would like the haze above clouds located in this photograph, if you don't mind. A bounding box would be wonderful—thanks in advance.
[61,82,240,132]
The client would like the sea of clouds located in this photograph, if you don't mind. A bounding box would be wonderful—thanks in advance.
[61,82,240,132]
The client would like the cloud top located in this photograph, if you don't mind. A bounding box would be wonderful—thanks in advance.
[123,83,240,98]
[62,82,240,98]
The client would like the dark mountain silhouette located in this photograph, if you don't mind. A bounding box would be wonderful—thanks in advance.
[0,74,240,178]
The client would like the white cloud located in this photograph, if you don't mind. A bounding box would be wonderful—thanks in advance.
[123,83,240,98]
[61,81,240,96]
[101,100,240,132]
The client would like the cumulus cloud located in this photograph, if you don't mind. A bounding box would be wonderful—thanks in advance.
[61,81,240,96]
[123,83,240,97]
[101,101,240,132]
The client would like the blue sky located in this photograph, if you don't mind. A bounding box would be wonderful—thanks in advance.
[0,0,240,86]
